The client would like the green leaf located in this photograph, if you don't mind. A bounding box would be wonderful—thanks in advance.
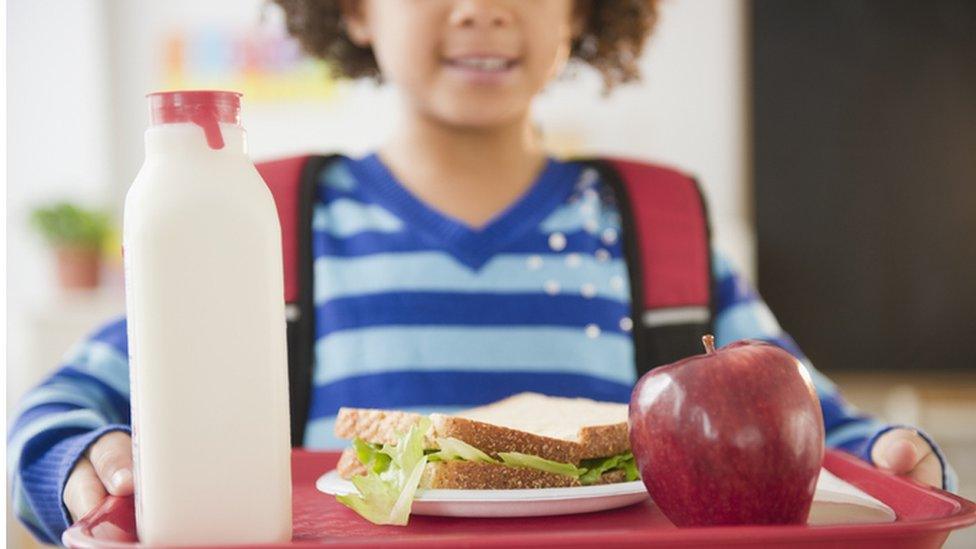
[497,452,586,479]
[578,452,639,485]
[29,202,111,248]
[337,417,431,525]
[337,472,401,525]
[352,438,391,474]
[621,456,639,482]
[429,437,495,464]
[381,418,429,485]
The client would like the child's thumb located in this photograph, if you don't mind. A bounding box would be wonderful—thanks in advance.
[871,429,927,474]
[86,430,135,496]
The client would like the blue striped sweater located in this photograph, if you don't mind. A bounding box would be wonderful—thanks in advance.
[8,154,956,543]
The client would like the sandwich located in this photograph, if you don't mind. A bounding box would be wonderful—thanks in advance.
[333,392,638,524]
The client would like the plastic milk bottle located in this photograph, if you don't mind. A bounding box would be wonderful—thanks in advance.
[123,91,291,544]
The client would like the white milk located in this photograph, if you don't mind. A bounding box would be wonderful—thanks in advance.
[123,92,291,545]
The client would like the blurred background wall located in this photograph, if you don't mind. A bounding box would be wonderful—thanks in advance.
[5,0,974,547]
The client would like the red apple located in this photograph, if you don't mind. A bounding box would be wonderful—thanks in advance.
[629,335,824,527]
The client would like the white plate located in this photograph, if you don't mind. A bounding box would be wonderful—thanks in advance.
[316,470,650,517]
[318,468,895,523]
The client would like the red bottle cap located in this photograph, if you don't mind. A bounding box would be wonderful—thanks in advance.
[147,90,242,150]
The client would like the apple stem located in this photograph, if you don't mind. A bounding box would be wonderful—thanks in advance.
[702,334,716,354]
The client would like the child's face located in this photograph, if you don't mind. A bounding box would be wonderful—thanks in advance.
[344,0,580,128]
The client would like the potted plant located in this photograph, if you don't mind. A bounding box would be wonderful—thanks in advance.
[30,202,113,290]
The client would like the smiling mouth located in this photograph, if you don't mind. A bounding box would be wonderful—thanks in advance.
[443,56,520,71]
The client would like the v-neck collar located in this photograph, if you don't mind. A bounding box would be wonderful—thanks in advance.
[344,153,581,270]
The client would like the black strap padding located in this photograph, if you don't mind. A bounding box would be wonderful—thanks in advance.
[579,159,716,378]
[636,322,713,375]
[287,154,341,447]
[579,159,651,377]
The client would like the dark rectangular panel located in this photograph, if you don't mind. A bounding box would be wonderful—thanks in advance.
[752,0,976,372]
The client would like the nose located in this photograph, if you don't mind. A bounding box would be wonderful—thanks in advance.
[449,0,513,29]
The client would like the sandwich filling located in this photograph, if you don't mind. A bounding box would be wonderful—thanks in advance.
[336,418,432,525]
[357,436,638,485]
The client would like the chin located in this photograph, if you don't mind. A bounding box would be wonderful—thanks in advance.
[421,88,531,130]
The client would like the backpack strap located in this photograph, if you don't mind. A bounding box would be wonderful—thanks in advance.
[256,154,340,446]
[581,158,715,376]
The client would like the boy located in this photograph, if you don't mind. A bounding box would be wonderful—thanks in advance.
[9,1,954,543]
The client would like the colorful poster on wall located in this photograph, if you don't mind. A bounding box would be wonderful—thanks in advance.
[160,24,339,103]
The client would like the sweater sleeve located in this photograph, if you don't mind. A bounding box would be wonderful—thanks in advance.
[7,316,132,544]
[711,252,957,492]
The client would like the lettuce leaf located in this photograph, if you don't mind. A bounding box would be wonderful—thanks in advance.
[428,437,495,464]
[578,452,639,484]
[621,456,639,482]
[497,452,586,478]
[353,438,392,474]
[336,418,431,525]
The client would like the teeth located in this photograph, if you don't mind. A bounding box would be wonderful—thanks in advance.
[453,57,510,70]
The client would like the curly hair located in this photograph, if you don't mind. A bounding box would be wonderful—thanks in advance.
[273,0,659,91]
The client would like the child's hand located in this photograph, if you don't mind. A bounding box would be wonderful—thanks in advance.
[870,428,943,488]
[63,431,134,523]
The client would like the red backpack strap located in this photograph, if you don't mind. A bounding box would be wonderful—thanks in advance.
[256,154,341,447]
[257,155,313,304]
[582,158,714,374]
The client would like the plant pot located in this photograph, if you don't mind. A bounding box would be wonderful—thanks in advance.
[55,246,102,290]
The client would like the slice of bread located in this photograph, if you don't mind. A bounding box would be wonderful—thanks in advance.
[452,393,630,460]
[333,392,630,464]
[333,408,433,447]
[335,447,629,488]
[336,446,368,479]
[421,459,579,489]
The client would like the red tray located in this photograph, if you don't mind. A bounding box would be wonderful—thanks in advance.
[64,449,975,548]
